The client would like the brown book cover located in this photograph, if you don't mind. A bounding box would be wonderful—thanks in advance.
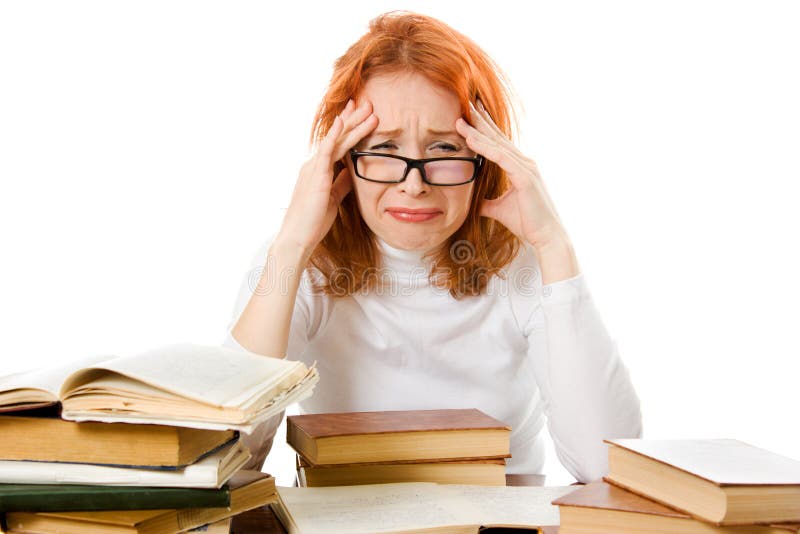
[287,409,512,465]
[605,439,800,525]
[289,408,510,437]
[553,480,800,533]
[5,471,277,533]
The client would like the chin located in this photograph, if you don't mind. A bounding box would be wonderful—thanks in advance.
[382,231,446,252]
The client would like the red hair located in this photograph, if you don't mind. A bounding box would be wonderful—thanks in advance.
[308,10,523,299]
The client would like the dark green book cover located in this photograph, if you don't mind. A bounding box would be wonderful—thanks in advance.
[0,483,231,512]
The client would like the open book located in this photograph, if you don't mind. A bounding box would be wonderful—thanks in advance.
[0,343,318,433]
[271,482,576,533]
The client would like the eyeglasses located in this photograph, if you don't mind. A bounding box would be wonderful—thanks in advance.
[349,149,484,186]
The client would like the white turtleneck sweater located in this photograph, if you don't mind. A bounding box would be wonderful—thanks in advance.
[222,234,642,483]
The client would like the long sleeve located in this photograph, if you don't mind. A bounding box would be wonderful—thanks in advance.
[220,233,322,470]
[523,272,643,483]
[222,233,314,357]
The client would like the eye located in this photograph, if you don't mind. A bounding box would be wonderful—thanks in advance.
[431,143,459,152]
[370,142,396,150]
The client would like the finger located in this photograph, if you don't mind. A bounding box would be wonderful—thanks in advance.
[469,101,513,148]
[340,99,373,135]
[458,120,533,182]
[340,98,355,121]
[473,100,509,141]
[312,115,344,178]
[319,115,343,159]
[332,113,379,161]
[456,117,528,172]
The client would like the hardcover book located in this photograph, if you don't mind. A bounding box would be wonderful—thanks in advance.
[0,410,235,468]
[0,481,231,513]
[296,453,507,487]
[553,480,800,533]
[0,439,249,488]
[605,438,800,525]
[287,408,511,465]
[4,471,276,534]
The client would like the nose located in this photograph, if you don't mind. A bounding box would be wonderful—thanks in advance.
[398,166,430,197]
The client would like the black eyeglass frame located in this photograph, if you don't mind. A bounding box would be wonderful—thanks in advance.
[349,149,484,186]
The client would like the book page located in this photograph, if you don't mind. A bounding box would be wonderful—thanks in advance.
[0,354,112,403]
[275,483,577,533]
[61,365,319,433]
[438,484,576,528]
[275,483,480,533]
[59,343,305,406]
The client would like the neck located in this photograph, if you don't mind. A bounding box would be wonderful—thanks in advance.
[374,236,436,283]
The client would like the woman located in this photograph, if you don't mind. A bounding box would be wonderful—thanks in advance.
[223,10,642,483]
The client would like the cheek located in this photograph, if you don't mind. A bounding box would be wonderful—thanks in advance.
[449,188,474,220]
[351,179,383,217]
[347,162,365,206]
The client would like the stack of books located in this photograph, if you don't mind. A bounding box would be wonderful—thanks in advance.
[553,438,800,533]
[286,408,512,487]
[0,342,319,533]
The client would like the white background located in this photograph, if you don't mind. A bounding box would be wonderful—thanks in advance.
[1,1,798,487]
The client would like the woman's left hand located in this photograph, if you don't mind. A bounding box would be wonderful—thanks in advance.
[455,100,567,251]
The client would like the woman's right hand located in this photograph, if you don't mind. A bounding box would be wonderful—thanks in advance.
[277,98,378,257]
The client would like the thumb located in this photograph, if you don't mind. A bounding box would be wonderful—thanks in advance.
[330,167,353,205]
[480,197,498,220]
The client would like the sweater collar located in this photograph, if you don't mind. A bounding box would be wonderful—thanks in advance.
[375,236,436,280]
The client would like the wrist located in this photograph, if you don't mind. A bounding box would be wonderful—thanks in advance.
[271,232,315,265]
[533,234,572,258]
[533,238,580,286]
[266,235,314,279]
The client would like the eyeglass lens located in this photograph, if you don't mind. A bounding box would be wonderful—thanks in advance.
[356,155,474,184]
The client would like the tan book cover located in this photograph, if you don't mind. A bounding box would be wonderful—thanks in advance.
[605,438,800,525]
[0,414,235,467]
[296,454,507,468]
[296,453,507,487]
[5,471,276,534]
[554,480,800,533]
[287,409,511,465]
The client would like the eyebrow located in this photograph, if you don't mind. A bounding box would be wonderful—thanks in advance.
[369,128,460,137]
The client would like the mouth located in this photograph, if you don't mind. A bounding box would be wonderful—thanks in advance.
[385,207,442,223]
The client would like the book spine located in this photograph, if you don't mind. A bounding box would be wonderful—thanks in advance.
[0,485,231,512]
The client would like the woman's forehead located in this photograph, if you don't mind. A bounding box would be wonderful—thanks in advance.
[356,72,462,129]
